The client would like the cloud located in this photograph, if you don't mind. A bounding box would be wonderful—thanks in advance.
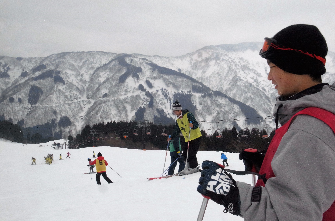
[0,0,334,57]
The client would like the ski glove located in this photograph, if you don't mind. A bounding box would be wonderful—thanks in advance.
[197,160,240,215]
[239,148,265,173]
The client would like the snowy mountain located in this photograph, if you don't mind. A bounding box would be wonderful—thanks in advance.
[0,44,334,138]
[138,43,335,117]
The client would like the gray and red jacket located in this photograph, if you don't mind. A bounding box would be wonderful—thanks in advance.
[237,84,335,220]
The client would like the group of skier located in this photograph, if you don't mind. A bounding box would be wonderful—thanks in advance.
[44,154,53,165]
[31,152,71,165]
[89,99,225,184]
[87,100,204,184]
[30,23,335,220]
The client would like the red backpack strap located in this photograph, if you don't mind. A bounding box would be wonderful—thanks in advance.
[291,107,335,132]
[256,107,335,187]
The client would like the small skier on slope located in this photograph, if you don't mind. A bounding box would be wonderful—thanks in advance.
[87,158,95,173]
[31,157,36,165]
[167,136,185,175]
[220,152,229,167]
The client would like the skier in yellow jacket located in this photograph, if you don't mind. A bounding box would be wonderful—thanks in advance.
[168,100,202,175]
[89,152,113,185]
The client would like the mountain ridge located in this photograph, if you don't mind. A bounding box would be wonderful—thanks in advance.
[1,43,334,139]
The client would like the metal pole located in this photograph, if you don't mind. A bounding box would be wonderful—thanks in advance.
[197,197,209,221]
[163,135,171,173]
[185,121,192,170]
[252,174,256,186]
[160,155,181,177]
[108,166,122,178]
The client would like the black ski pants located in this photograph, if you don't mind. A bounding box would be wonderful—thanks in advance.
[168,152,186,175]
[96,172,112,184]
[223,159,229,166]
[182,137,201,169]
[90,166,94,173]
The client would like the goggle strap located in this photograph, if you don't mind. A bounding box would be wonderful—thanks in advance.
[271,43,326,65]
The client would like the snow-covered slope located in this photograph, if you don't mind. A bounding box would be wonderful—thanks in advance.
[0,139,251,221]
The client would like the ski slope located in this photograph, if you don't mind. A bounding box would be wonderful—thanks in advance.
[0,139,252,221]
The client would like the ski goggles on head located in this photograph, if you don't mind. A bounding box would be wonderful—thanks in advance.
[259,37,277,56]
[259,37,326,65]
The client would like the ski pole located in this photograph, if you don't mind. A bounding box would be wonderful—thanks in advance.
[252,174,256,186]
[197,196,210,221]
[108,166,122,178]
[163,135,171,173]
[198,164,225,220]
[160,155,181,177]
[185,121,192,169]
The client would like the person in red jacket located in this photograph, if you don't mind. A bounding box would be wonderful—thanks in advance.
[89,152,113,185]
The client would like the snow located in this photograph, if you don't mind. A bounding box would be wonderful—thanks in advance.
[0,139,253,221]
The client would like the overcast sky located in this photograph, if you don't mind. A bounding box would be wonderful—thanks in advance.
[1,0,334,58]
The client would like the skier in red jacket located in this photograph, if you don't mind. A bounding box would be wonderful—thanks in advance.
[89,152,113,185]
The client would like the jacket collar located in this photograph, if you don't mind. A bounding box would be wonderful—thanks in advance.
[274,83,329,127]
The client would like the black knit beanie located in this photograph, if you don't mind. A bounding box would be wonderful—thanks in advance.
[261,24,328,78]
[97,152,102,157]
[172,100,182,111]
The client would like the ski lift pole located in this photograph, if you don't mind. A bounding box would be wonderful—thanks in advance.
[163,135,171,173]
[108,166,122,178]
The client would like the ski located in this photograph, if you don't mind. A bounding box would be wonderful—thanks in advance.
[147,175,174,181]
[148,170,201,180]
[84,172,96,174]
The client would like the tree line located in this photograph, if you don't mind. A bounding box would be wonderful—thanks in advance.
[68,121,275,153]
[0,120,58,144]
[0,118,274,153]
[0,120,24,143]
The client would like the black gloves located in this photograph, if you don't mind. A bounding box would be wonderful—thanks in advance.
[239,148,265,173]
[197,160,240,215]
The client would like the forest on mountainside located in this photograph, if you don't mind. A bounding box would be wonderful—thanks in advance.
[0,118,274,153]
[68,121,274,153]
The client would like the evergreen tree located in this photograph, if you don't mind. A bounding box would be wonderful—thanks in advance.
[0,120,24,143]
[31,133,42,143]
[68,135,74,148]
